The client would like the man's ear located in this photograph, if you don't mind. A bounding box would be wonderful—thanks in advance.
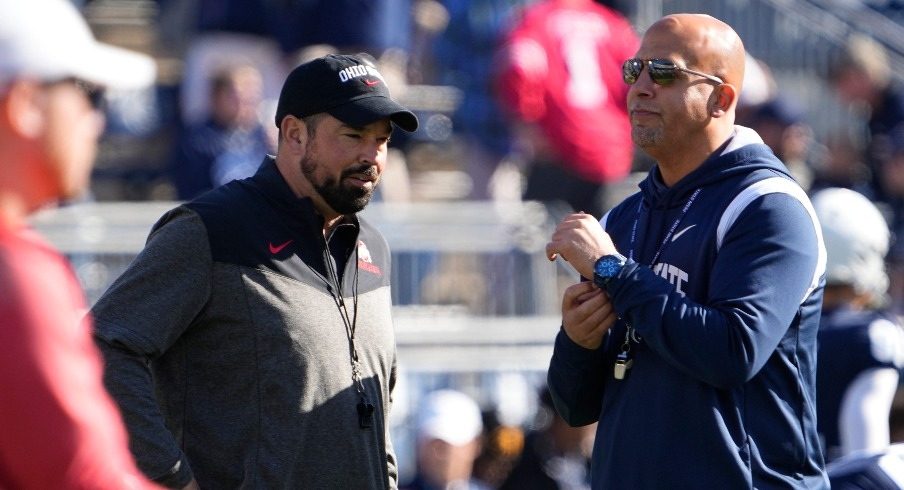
[711,83,738,118]
[279,115,306,152]
[3,80,45,138]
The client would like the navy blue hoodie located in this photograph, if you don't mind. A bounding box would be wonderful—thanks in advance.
[548,127,829,489]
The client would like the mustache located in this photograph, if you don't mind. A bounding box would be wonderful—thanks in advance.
[342,165,378,180]
[630,104,660,114]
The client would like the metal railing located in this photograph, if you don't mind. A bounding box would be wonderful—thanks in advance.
[30,199,573,372]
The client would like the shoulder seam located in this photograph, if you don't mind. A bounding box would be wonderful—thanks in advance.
[716,176,826,304]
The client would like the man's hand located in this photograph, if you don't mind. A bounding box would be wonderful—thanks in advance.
[546,212,618,279]
[561,281,617,350]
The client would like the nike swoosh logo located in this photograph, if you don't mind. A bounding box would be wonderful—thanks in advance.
[364,79,381,86]
[671,224,696,242]
[269,239,293,254]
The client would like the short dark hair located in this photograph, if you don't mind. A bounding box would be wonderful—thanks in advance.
[276,112,327,147]
[302,113,326,138]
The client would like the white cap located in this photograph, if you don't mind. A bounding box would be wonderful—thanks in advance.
[416,389,483,446]
[811,187,890,296]
[0,0,155,89]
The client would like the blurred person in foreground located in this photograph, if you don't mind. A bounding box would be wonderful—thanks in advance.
[91,54,417,489]
[544,13,829,488]
[813,187,904,463]
[401,389,489,490]
[0,0,158,488]
[495,0,639,218]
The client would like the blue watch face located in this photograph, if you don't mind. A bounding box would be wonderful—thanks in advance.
[594,254,626,281]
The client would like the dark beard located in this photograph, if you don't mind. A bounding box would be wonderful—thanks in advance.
[301,154,377,215]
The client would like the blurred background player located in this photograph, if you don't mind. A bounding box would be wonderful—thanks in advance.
[812,187,904,463]
[494,0,639,219]
[825,442,904,489]
[0,0,158,488]
[402,389,491,490]
[498,387,595,490]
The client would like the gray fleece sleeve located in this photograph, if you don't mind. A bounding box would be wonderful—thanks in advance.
[92,207,211,488]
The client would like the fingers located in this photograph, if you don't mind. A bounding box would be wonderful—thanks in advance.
[546,213,587,262]
[546,212,612,275]
[561,281,616,350]
[568,289,611,324]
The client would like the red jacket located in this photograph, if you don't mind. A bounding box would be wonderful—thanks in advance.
[496,0,639,183]
[0,226,157,489]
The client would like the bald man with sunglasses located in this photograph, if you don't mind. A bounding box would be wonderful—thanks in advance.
[545,14,829,489]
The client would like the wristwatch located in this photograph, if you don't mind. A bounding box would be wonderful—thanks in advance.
[593,253,627,288]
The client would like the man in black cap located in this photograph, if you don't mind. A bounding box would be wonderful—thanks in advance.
[92,54,418,490]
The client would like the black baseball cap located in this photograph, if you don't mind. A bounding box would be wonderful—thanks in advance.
[275,54,418,133]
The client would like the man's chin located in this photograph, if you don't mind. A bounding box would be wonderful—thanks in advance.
[631,130,661,149]
[332,191,374,214]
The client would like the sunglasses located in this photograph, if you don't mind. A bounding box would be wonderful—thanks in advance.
[73,79,105,111]
[622,58,724,86]
[44,78,105,111]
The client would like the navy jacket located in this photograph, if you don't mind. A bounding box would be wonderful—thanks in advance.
[548,127,829,489]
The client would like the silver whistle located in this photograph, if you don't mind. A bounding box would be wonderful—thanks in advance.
[613,352,634,380]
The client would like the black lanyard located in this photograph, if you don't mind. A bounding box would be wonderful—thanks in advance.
[319,234,374,429]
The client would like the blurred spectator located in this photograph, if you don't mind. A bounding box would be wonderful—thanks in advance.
[812,187,904,463]
[164,0,415,128]
[735,54,817,191]
[471,410,525,488]
[169,63,274,200]
[402,389,491,490]
[277,0,414,58]
[878,126,904,313]
[498,388,595,490]
[166,0,287,127]
[743,95,816,190]
[830,34,904,203]
[408,0,451,84]
[809,127,873,196]
[735,52,777,124]
[429,0,532,201]
[494,0,639,218]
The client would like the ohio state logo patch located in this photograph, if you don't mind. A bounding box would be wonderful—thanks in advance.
[357,240,381,275]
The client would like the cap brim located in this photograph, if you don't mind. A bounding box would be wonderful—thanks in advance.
[0,0,156,91]
[329,96,419,133]
[418,423,479,446]
[71,42,156,90]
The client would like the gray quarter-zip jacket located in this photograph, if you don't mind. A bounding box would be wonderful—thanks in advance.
[93,156,398,489]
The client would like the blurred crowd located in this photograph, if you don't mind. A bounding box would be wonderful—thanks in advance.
[393,384,596,489]
[83,0,904,312]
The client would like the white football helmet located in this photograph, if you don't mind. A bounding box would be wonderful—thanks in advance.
[811,187,890,297]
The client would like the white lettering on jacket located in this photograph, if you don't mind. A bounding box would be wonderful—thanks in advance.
[652,262,689,297]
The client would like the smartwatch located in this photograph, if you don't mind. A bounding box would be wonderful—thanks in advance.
[593,253,627,288]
